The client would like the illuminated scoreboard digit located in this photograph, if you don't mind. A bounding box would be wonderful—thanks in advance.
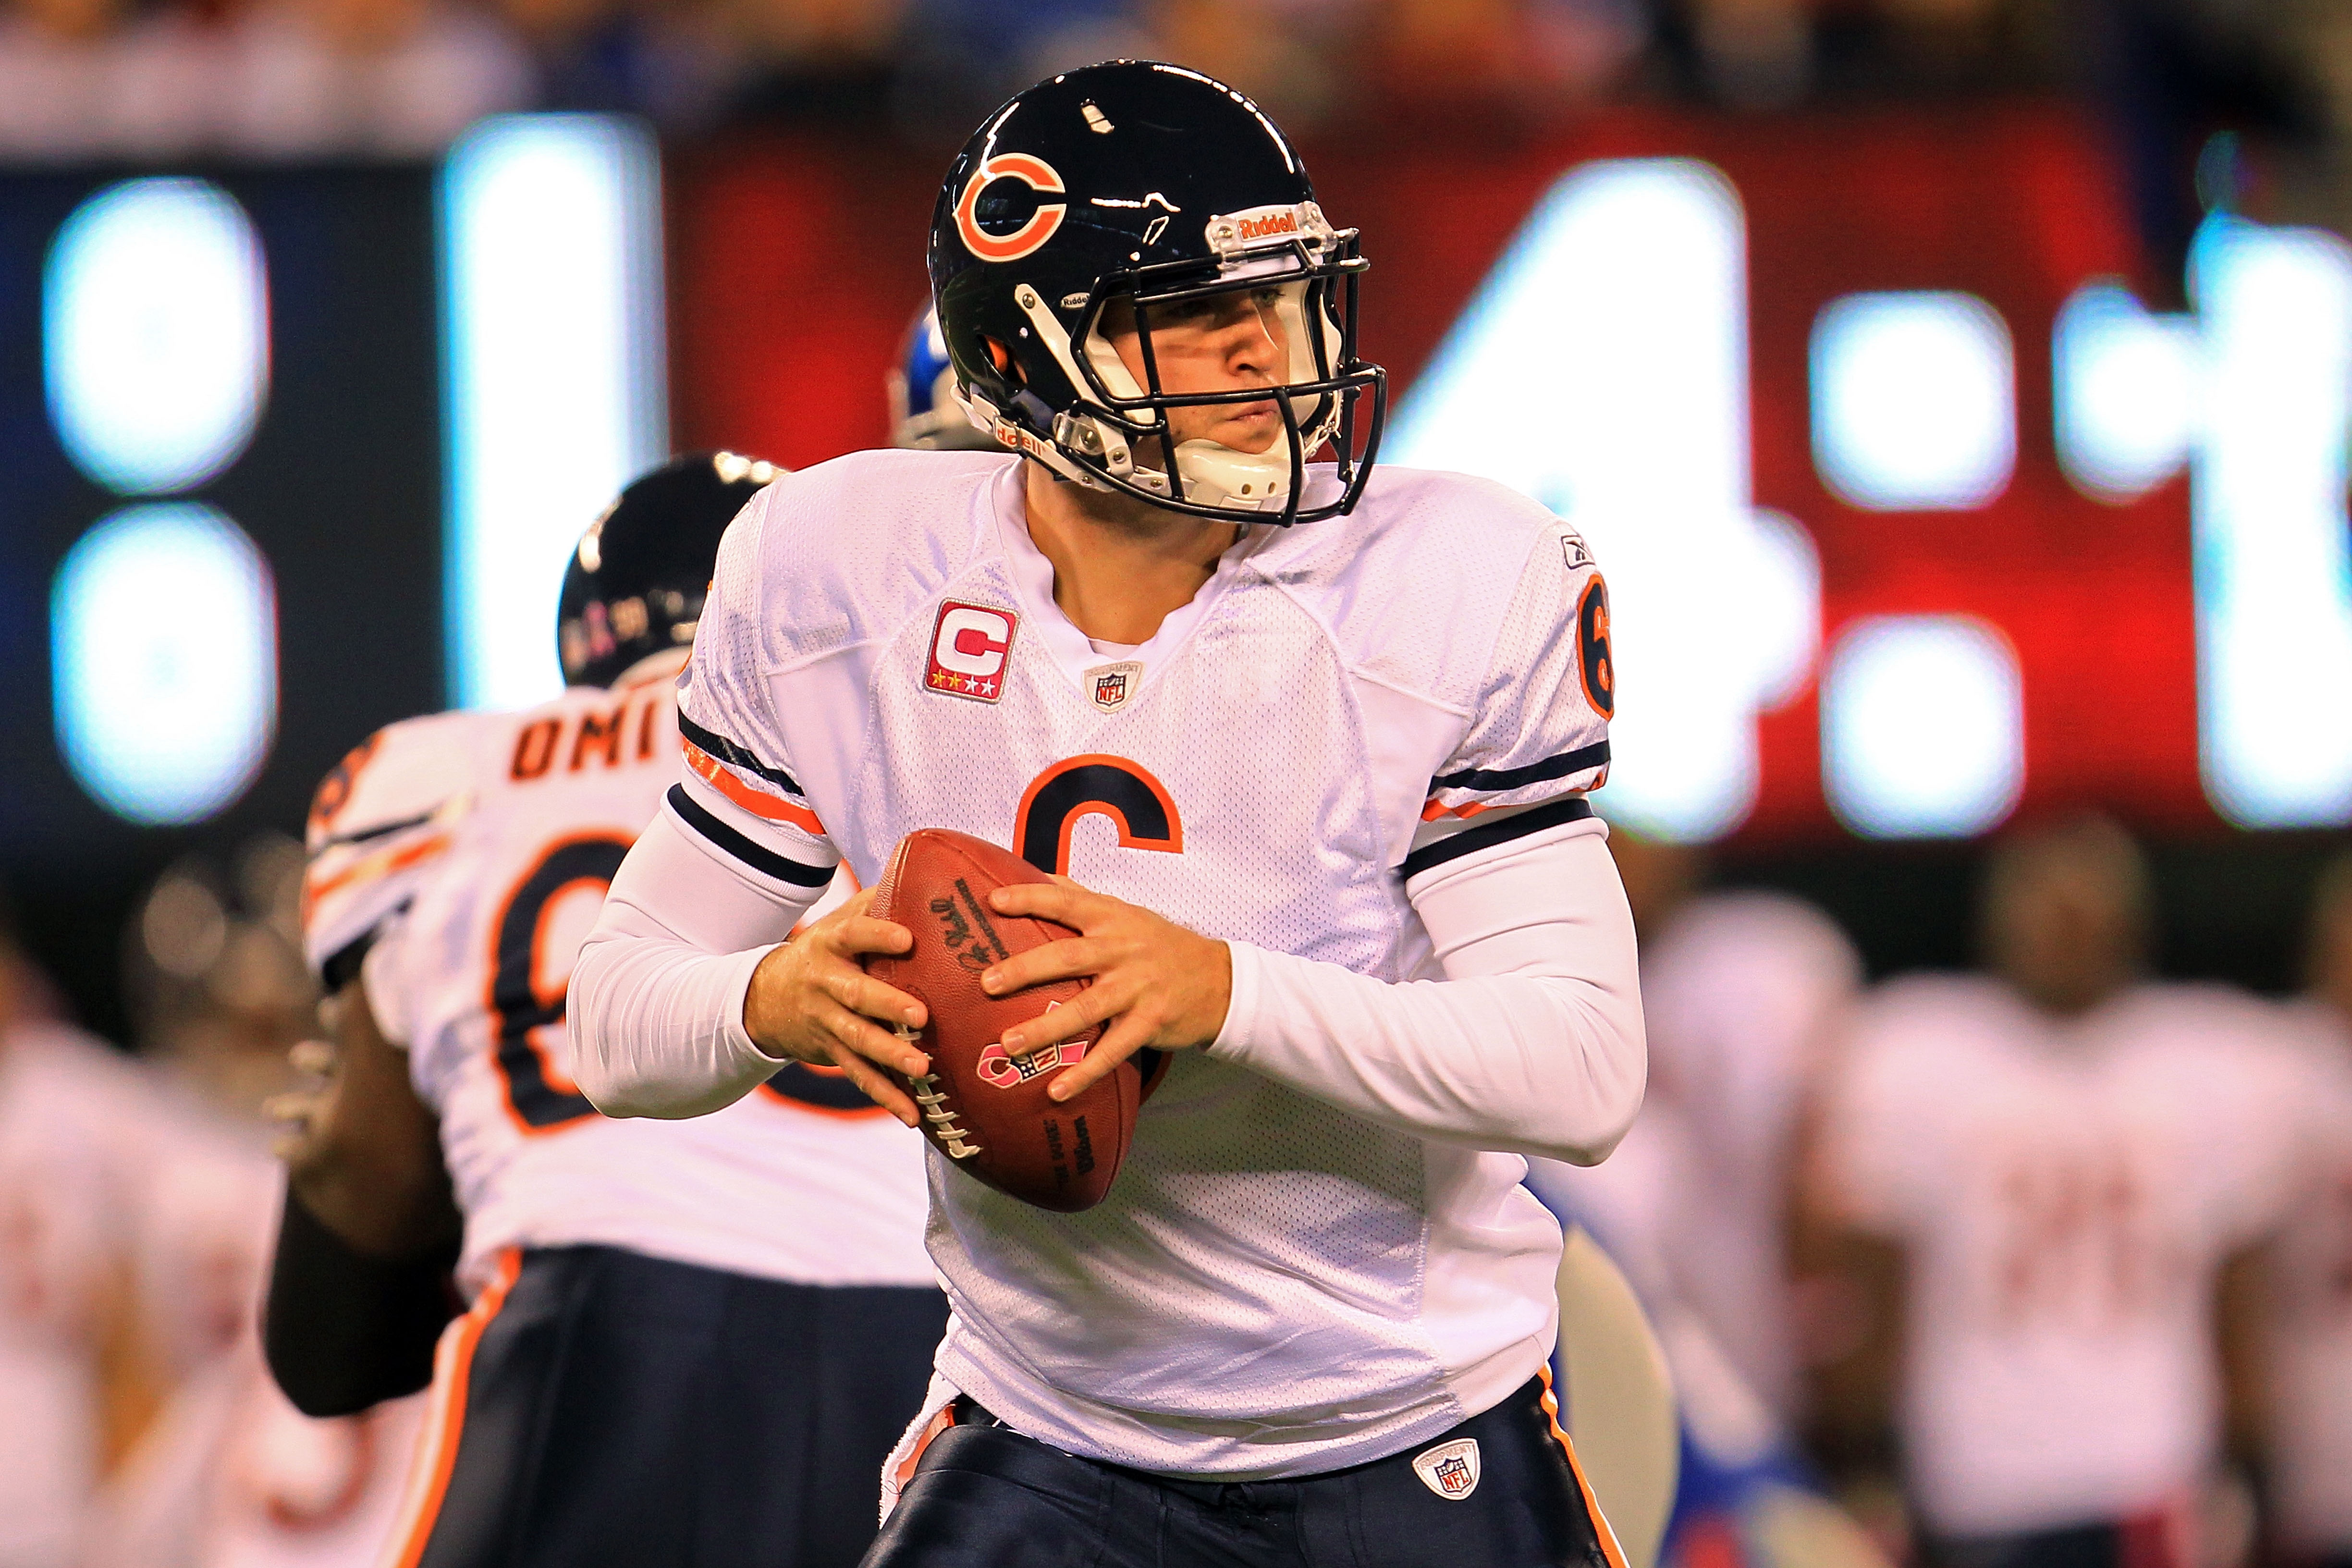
[1370,122,2352,844]
[656,105,2352,848]
[0,115,664,888]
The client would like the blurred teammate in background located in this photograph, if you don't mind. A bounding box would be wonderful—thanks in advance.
[0,902,165,1568]
[2266,856,2352,1568]
[1535,831,1877,1568]
[273,452,942,1568]
[83,848,429,1568]
[1803,815,2303,1568]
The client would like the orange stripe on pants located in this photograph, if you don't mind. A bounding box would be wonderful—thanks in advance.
[376,1250,523,1568]
[1538,1363,1631,1568]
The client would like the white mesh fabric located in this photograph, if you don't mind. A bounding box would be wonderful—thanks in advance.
[300,710,480,984]
[344,686,933,1297]
[729,453,1593,1475]
[674,482,838,870]
[1422,509,1611,818]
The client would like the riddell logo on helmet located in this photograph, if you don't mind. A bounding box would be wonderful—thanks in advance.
[956,154,1067,263]
[1236,211,1299,242]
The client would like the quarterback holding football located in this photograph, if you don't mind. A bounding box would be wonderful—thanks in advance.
[572,60,1647,1568]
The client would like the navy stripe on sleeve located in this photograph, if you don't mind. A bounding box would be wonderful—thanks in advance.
[313,810,442,851]
[675,715,807,799]
[1399,796,1593,882]
[1430,739,1610,796]
[666,785,833,888]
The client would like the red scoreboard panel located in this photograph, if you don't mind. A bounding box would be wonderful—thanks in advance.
[668,104,2315,847]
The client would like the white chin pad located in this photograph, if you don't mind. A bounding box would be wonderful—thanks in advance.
[1173,441,1288,511]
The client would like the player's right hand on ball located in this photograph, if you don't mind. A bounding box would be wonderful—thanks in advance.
[743,888,932,1127]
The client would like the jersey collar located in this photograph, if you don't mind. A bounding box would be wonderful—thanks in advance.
[987,462,1276,704]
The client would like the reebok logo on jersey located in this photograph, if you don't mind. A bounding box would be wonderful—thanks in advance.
[926,601,1017,702]
[1411,1438,1481,1500]
[1561,532,1592,571]
[1087,660,1142,712]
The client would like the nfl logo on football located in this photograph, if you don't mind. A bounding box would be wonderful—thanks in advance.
[1087,660,1142,713]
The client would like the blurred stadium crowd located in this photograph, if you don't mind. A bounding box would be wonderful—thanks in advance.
[5,806,2352,1566]
[0,0,2342,172]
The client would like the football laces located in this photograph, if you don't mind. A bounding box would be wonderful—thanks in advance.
[897,1021,982,1161]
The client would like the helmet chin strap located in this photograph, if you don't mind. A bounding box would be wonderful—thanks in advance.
[1170,440,1290,511]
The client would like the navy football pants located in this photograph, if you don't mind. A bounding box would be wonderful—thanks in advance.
[401,1246,948,1568]
[864,1376,1622,1568]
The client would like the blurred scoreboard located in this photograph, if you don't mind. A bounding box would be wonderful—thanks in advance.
[0,165,445,870]
[0,119,665,888]
[671,103,2352,848]
[5,101,2348,911]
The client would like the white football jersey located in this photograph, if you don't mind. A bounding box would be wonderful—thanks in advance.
[1637,892,1858,1418]
[672,450,1616,1478]
[86,1121,427,1568]
[1819,977,2308,1535]
[301,661,933,1297]
[2263,1003,2352,1553]
[0,1021,168,1568]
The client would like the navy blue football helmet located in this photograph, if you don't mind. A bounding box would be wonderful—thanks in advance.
[926,61,1385,525]
[890,306,1006,451]
[556,451,782,689]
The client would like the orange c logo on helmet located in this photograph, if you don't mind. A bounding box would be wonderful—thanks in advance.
[956,153,1067,264]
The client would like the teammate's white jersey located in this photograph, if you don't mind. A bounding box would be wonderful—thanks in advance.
[2262,1002,2352,1554]
[1818,976,2307,1535]
[1638,892,1858,1419]
[0,1020,166,1568]
[659,450,1621,1477]
[301,659,933,1297]
[86,1116,428,1568]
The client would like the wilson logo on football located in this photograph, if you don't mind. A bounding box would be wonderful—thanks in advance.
[955,153,1067,263]
[926,601,1017,703]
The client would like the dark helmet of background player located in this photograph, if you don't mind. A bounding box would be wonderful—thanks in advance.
[926,60,1387,526]
[556,450,782,689]
[891,305,1009,452]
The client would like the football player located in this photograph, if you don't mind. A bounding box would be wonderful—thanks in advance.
[1802,815,2306,1568]
[571,61,1646,1568]
[271,453,943,1568]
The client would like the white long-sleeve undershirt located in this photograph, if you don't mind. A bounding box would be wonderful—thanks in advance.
[1212,820,1643,1164]
[570,810,1644,1165]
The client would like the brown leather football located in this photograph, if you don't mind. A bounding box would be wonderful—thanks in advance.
[863,828,1139,1213]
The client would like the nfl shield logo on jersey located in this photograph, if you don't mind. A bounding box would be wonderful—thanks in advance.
[926,601,1017,702]
[1087,660,1142,713]
[1411,1438,1480,1500]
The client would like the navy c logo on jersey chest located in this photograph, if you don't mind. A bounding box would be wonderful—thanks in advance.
[1014,755,1182,876]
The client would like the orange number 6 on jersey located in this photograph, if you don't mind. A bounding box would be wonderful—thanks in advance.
[1013,755,1183,875]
